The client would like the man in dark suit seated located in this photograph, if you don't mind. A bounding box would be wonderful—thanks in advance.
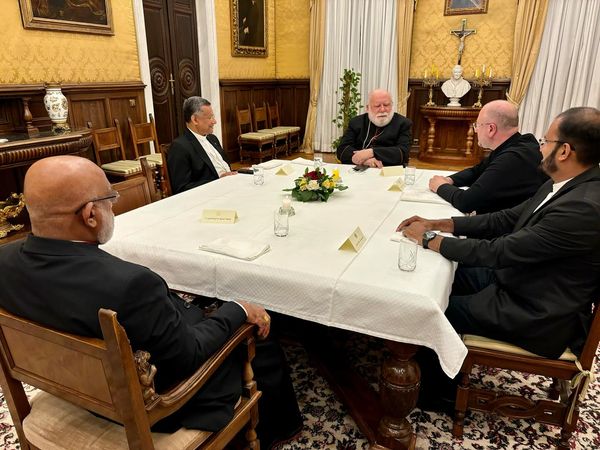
[0,155,302,449]
[336,89,412,168]
[398,107,600,409]
[428,100,548,214]
[168,96,237,194]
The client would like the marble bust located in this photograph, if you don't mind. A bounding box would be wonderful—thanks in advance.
[441,65,471,107]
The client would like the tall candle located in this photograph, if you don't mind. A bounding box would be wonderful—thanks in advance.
[282,196,291,210]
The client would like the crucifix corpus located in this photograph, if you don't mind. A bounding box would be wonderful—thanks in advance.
[450,19,476,65]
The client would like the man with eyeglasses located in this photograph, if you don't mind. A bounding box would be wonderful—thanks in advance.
[428,100,547,213]
[336,89,412,168]
[0,155,303,449]
[168,96,237,195]
[398,107,600,410]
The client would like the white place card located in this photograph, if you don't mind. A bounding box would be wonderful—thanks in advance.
[275,164,294,175]
[380,166,405,177]
[201,209,238,224]
[339,227,366,252]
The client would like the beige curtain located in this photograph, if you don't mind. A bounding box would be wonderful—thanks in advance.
[396,0,415,116]
[302,0,326,152]
[506,0,550,106]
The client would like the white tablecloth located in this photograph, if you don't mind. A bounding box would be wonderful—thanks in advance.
[102,161,467,377]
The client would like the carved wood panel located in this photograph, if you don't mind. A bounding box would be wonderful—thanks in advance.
[219,79,310,162]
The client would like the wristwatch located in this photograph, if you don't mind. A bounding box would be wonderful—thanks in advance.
[422,231,437,249]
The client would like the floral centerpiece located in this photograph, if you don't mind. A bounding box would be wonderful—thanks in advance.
[284,167,348,202]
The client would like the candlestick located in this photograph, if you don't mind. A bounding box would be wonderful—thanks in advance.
[470,66,493,108]
[422,71,441,107]
[280,195,295,216]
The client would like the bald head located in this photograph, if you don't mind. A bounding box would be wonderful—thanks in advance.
[24,156,113,241]
[480,100,519,131]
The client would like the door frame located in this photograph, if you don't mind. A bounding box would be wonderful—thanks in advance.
[132,0,223,145]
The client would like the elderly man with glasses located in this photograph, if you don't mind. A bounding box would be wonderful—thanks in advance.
[0,155,303,449]
[428,100,547,214]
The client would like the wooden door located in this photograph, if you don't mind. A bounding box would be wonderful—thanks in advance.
[143,0,201,146]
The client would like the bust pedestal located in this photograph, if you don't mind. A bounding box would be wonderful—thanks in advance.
[418,106,483,166]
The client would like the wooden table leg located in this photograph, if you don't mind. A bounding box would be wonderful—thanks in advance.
[374,342,419,450]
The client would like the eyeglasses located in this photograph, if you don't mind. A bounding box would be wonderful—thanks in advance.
[538,137,565,146]
[472,122,493,131]
[74,191,120,215]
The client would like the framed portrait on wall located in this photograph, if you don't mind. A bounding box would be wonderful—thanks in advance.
[19,0,114,35]
[231,0,268,57]
[444,0,489,16]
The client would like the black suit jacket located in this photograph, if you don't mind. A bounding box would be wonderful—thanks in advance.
[440,166,600,358]
[168,128,229,194]
[336,112,412,166]
[0,235,246,431]
[437,132,548,213]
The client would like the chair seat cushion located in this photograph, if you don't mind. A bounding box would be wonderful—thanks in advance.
[463,334,577,361]
[143,153,163,166]
[272,126,301,133]
[239,132,274,142]
[23,391,212,450]
[258,128,289,137]
[101,160,143,175]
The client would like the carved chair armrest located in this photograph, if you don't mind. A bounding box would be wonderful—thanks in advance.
[145,323,257,422]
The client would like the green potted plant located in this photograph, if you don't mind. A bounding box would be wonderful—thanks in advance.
[331,69,362,149]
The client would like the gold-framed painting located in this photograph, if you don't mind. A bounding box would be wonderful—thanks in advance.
[444,0,488,16]
[19,0,114,36]
[231,0,267,57]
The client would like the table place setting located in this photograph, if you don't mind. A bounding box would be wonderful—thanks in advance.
[199,237,271,261]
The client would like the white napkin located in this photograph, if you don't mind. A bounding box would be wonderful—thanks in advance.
[290,157,315,165]
[199,238,270,261]
[257,160,283,170]
[401,187,451,205]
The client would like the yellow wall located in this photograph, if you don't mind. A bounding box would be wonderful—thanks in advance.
[0,0,140,84]
[216,0,309,80]
[410,0,517,79]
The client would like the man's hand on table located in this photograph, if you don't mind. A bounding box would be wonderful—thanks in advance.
[429,175,453,193]
[363,157,383,168]
[351,148,374,165]
[396,216,455,252]
[238,301,271,338]
[220,171,238,178]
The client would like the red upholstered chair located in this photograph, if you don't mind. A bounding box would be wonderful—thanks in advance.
[0,307,261,450]
[453,301,599,450]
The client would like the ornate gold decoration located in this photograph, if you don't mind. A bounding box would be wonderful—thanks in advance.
[0,193,25,239]
[422,74,440,106]
[230,0,268,57]
[471,66,493,108]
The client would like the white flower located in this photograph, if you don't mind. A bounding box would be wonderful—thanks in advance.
[307,180,319,191]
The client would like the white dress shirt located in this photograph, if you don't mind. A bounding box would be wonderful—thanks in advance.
[188,128,231,176]
[532,177,573,213]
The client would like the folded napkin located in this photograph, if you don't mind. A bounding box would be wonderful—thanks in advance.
[199,238,270,261]
[257,160,283,170]
[401,187,451,205]
[290,157,315,165]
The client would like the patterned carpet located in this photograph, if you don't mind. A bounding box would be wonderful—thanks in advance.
[1,335,598,450]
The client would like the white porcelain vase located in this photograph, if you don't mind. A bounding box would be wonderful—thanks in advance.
[43,85,70,132]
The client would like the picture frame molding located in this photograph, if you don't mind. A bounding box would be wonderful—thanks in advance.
[444,0,489,16]
[230,0,268,58]
[19,0,114,36]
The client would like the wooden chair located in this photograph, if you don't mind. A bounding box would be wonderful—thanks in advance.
[128,114,168,198]
[0,307,261,450]
[453,301,599,450]
[88,119,143,179]
[236,104,274,163]
[267,102,301,154]
[158,143,173,198]
[111,160,155,215]
[252,102,288,158]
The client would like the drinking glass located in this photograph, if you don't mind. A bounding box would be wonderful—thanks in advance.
[274,209,289,237]
[398,236,417,271]
[313,152,323,170]
[252,166,264,185]
[404,166,416,185]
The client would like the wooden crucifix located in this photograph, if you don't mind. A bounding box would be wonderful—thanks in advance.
[450,19,476,65]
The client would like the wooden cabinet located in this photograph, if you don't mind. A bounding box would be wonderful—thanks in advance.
[418,106,483,166]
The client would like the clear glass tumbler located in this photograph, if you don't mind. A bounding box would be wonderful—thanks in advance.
[398,236,417,271]
[274,209,289,237]
[252,166,264,185]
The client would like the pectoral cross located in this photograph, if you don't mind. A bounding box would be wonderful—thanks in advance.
[450,19,476,65]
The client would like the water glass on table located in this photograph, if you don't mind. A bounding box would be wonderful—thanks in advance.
[404,166,416,185]
[313,152,323,169]
[398,236,417,272]
[252,166,264,185]
[274,209,289,237]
